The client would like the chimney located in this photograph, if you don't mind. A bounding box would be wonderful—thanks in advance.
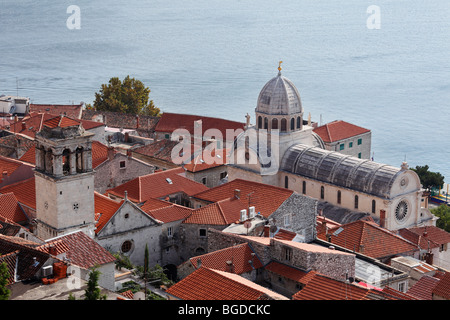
[21,122,26,130]
[379,210,386,228]
[107,146,115,160]
[226,260,234,273]
[234,189,241,199]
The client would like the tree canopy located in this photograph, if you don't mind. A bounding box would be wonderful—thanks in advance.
[0,262,11,300]
[93,75,161,116]
[411,165,445,190]
[431,205,450,233]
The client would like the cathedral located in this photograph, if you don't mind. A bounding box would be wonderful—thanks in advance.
[228,64,436,232]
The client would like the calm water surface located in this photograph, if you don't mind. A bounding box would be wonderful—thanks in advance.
[1,0,449,179]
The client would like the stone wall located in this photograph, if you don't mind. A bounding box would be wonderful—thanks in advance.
[207,229,355,282]
[184,165,227,189]
[94,152,154,194]
[269,192,317,242]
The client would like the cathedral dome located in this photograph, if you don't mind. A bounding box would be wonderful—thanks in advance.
[256,69,302,116]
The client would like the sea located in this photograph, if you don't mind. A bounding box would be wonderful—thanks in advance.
[1,0,449,180]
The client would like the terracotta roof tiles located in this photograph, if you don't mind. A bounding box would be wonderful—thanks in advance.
[432,271,450,299]
[106,167,208,203]
[0,192,28,224]
[292,272,370,300]
[188,243,263,274]
[166,267,288,300]
[313,120,370,143]
[0,177,36,210]
[154,112,245,138]
[407,275,440,300]
[192,179,293,218]
[317,220,419,259]
[46,231,116,269]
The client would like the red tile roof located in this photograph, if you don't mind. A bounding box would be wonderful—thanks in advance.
[106,167,208,203]
[265,261,316,285]
[407,275,440,300]
[154,112,245,138]
[292,272,370,300]
[132,139,184,163]
[313,120,370,143]
[94,192,124,234]
[43,115,80,129]
[47,231,116,269]
[166,267,287,300]
[7,113,103,138]
[399,226,450,249]
[183,148,229,173]
[142,202,193,223]
[0,155,26,177]
[19,141,111,169]
[317,220,419,259]
[183,197,251,225]
[0,177,36,210]
[187,243,263,274]
[30,103,83,119]
[192,179,293,218]
[432,271,450,299]
[0,192,28,224]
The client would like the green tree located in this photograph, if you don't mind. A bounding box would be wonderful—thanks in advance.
[431,205,450,233]
[84,267,107,300]
[411,165,445,191]
[93,75,161,116]
[0,261,11,300]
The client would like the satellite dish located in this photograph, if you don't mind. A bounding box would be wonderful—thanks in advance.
[244,221,252,229]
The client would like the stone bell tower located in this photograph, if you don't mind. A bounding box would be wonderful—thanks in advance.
[34,116,95,240]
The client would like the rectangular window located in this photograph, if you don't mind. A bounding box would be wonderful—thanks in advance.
[358,152,362,159]
[119,161,126,169]
[283,247,293,262]
[398,282,405,292]
[199,228,207,237]
[167,227,173,238]
[357,138,362,145]
[165,134,170,139]
[349,142,353,148]
[201,177,207,185]
[339,144,345,150]
[284,214,291,227]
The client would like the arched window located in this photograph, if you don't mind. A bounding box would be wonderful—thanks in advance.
[258,116,262,129]
[272,118,278,130]
[264,117,268,129]
[320,186,325,199]
[354,195,359,209]
[302,181,306,194]
[372,200,376,214]
[62,149,71,175]
[337,190,341,204]
[290,118,295,130]
[285,176,289,189]
[297,116,301,129]
[76,147,84,173]
[281,118,287,132]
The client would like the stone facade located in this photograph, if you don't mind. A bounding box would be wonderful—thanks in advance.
[34,122,96,240]
[207,229,355,282]
[268,192,317,242]
[184,165,228,188]
[94,152,154,194]
[95,200,162,267]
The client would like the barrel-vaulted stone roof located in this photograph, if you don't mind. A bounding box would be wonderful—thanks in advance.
[280,144,415,199]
